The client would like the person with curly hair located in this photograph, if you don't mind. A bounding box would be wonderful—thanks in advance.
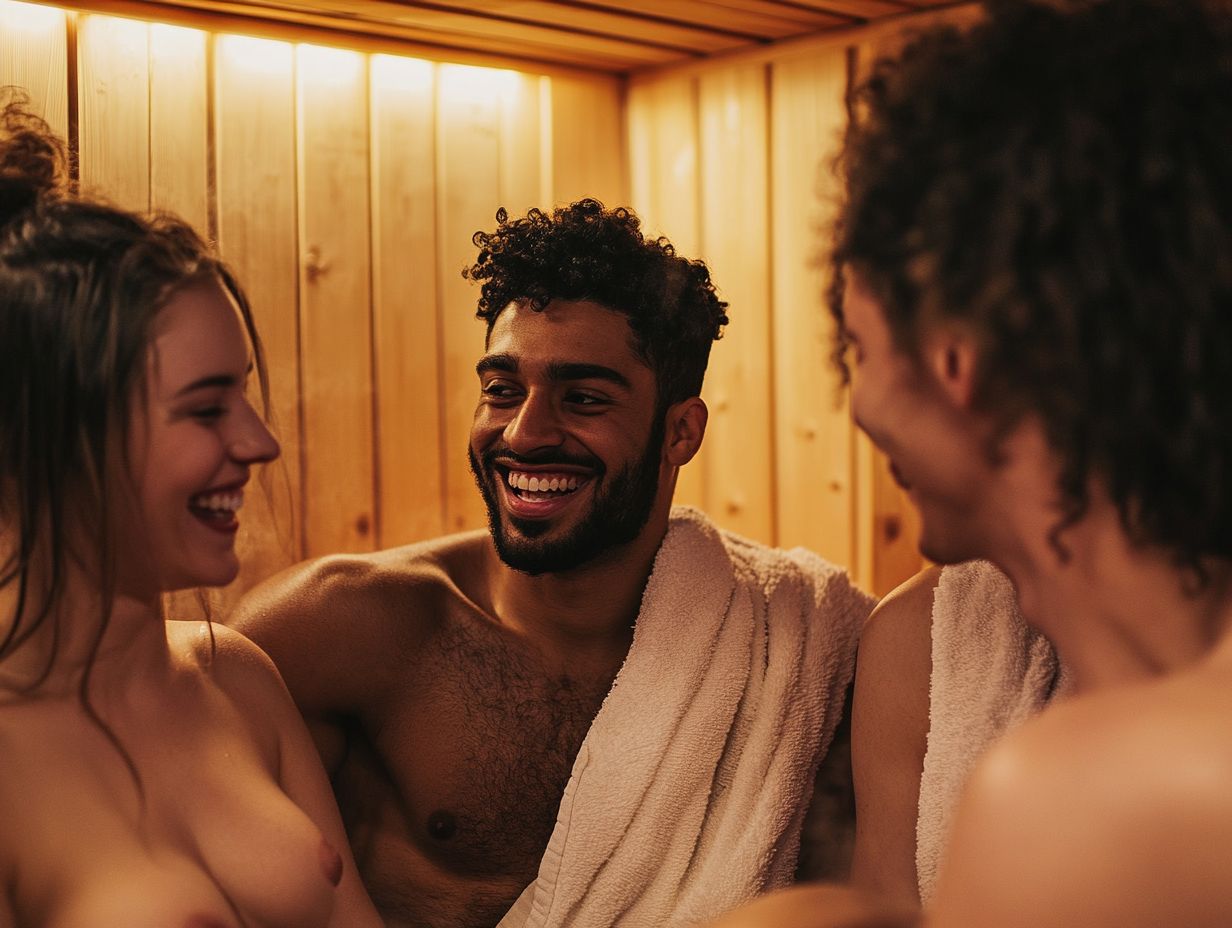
[233,199,873,928]
[709,1,1232,927]
[0,93,382,927]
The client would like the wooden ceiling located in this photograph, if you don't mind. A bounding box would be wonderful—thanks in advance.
[107,0,968,74]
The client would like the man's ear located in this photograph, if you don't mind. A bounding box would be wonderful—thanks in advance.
[926,327,979,410]
[663,397,707,467]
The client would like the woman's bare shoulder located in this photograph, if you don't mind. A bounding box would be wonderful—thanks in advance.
[929,672,1232,927]
[168,620,288,710]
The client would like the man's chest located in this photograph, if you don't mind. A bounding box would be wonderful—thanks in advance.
[337,624,616,886]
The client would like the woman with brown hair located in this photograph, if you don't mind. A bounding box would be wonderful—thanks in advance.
[0,94,381,927]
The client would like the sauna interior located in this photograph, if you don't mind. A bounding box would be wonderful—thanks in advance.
[0,0,972,610]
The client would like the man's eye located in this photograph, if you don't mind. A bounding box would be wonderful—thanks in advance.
[566,392,605,407]
[191,406,225,421]
[482,381,520,399]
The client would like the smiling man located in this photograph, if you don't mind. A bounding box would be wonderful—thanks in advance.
[231,200,871,928]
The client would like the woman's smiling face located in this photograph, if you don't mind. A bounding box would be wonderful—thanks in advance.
[119,276,279,596]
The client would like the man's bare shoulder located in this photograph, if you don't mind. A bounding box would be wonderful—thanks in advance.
[224,530,491,713]
[229,530,488,637]
[930,670,1232,927]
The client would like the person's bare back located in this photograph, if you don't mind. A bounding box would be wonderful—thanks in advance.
[232,532,625,927]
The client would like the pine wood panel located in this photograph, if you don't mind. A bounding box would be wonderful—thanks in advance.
[214,33,302,583]
[436,64,505,534]
[769,48,855,569]
[547,0,844,34]
[0,1,68,138]
[697,63,774,542]
[626,75,705,511]
[369,54,444,546]
[498,71,548,217]
[295,44,376,555]
[549,73,626,208]
[77,13,150,211]
[148,23,208,234]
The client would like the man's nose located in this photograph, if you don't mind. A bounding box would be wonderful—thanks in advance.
[503,391,565,454]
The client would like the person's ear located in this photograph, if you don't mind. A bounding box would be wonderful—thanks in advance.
[926,327,979,410]
[663,397,707,466]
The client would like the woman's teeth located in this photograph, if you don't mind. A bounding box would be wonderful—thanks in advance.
[506,472,580,494]
[190,491,243,514]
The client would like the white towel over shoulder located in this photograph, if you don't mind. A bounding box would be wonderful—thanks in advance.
[916,560,1066,902]
[499,506,872,928]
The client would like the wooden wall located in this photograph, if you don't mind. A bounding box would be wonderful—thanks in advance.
[0,0,959,604]
[0,0,625,614]
[624,14,985,595]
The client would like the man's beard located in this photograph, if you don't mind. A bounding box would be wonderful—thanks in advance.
[468,416,665,575]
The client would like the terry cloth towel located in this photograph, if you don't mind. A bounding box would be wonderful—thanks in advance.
[915,560,1069,903]
[498,505,872,928]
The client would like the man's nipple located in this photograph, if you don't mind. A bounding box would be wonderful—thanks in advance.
[427,809,458,841]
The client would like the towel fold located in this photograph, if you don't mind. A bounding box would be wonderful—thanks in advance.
[915,560,1067,902]
[498,506,872,928]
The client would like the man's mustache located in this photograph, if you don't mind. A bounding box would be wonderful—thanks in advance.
[482,447,604,473]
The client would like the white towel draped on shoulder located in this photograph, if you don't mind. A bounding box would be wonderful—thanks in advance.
[915,560,1068,903]
[499,506,872,928]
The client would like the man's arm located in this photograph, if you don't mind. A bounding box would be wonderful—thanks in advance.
[227,555,390,775]
[848,566,939,906]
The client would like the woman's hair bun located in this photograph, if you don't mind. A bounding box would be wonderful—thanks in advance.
[0,87,69,228]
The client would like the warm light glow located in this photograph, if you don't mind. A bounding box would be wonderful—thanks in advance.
[371,54,433,93]
[0,0,63,34]
[297,43,363,85]
[439,63,519,107]
[150,23,204,59]
[216,34,292,77]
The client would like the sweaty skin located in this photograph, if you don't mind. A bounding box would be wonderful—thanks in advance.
[231,535,628,927]
[233,298,708,928]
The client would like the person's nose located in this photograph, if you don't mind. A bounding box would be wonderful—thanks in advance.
[229,400,281,464]
[503,389,565,456]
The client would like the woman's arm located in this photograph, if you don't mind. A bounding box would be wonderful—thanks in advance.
[849,567,939,905]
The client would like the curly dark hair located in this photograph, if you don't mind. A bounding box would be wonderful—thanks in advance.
[829,0,1232,572]
[463,199,728,410]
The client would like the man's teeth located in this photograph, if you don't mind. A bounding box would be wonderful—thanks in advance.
[506,472,580,493]
[190,491,243,513]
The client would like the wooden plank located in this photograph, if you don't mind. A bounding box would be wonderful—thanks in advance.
[111,0,685,70]
[369,54,444,546]
[214,33,302,589]
[580,0,843,34]
[629,2,979,83]
[66,0,628,78]
[626,75,705,511]
[436,63,504,534]
[76,13,150,211]
[296,43,376,555]
[498,71,547,216]
[374,0,753,52]
[780,0,912,18]
[148,23,208,234]
[697,63,773,543]
[769,47,854,570]
[549,72,626,208]
[0,1,69,138]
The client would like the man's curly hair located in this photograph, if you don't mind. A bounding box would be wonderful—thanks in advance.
[829,0,1232,573]
[463,199,728,409]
